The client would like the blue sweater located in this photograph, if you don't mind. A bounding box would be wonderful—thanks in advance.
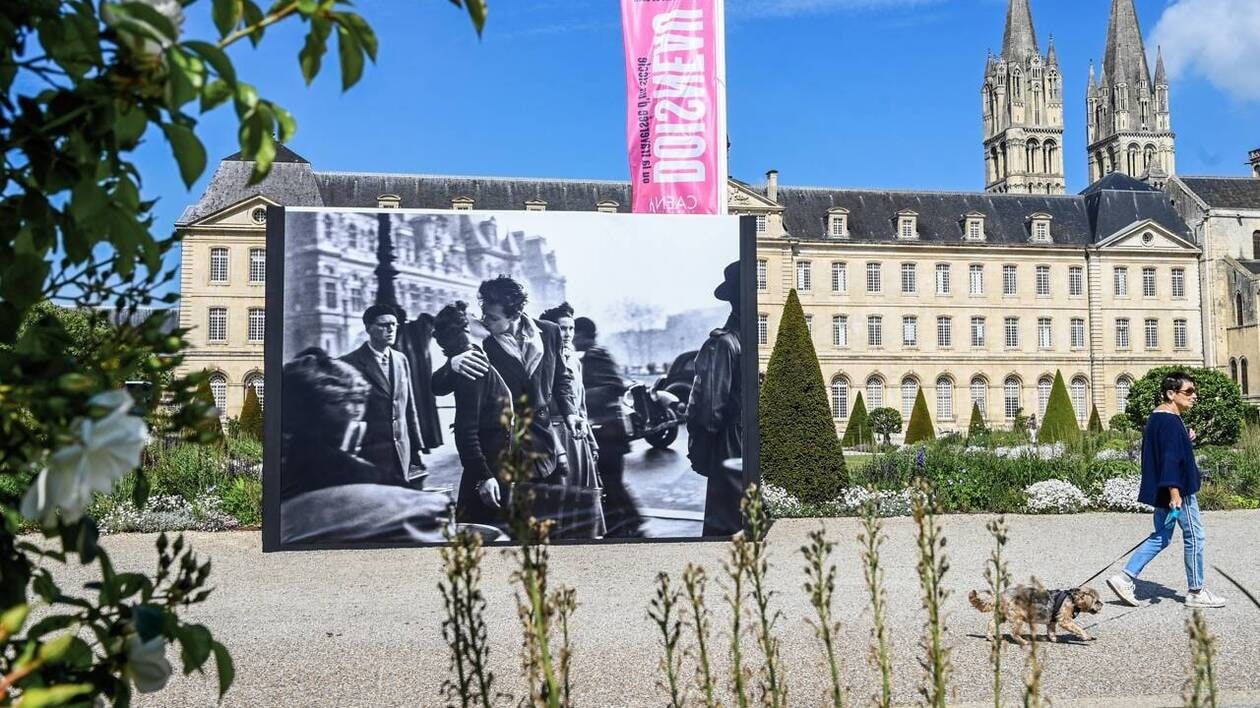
[1138,411,1201,507]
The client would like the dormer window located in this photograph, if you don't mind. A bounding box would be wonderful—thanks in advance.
[827,207,849,238]
[451,196,474,211]
[963,212,986,241]
[596,199,619,214]
[376,194,401,209]
[1029,212,1053,243]
[896,210,919,240]
[524,199,547,212]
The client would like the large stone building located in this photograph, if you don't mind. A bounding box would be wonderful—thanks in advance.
[176,0,1258,426]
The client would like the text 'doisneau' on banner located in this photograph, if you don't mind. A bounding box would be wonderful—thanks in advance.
[621,0,726,215]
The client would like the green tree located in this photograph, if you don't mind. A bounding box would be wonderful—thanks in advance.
[0,1,486,702]
[1037,370,1081,444]
[1087,404,1104,434]
[239,385,263,441]
[1125,366,1246,445]
[1109,413,1132,432]
[904,387,935,444]
[759,290,848,503]
[967,401,987,437]
[868,407,903,445]
[842,391,873,448]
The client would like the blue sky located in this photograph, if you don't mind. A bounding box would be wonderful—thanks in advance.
[136,0,1260,286]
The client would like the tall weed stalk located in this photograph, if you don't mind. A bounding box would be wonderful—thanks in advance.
[912,480,952,708]
[723,517,753,707]
[682,564,719,708]
[742,486,787,708]
[802,527,845,708]
[439,528,499,707]
[984,517,1011,706]
[1019,580,1045,708]
[859,496,894,708]
[1183,610,1218,708]
[649,572,687,708]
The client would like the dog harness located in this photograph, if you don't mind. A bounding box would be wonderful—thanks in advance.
[1049,589,1079,619]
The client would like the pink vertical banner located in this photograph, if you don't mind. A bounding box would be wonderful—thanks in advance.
[621,0,727,215]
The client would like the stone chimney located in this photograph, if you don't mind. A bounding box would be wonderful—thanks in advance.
[1249,148,1260,178]
[766,169,779,203]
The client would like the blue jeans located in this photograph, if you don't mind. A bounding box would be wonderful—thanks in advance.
[1123,494,1205,591]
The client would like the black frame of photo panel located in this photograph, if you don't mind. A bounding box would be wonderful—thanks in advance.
[261,206,760,551]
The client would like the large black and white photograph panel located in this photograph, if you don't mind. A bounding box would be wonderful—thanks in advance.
[267,207,751,549]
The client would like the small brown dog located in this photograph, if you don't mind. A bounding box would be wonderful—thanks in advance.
[969,578,1103,645]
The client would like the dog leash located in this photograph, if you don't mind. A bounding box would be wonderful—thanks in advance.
[1076,508,1181,589]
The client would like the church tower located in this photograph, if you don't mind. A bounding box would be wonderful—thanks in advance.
[982,0,1065,195]
[1086,0,1175,185]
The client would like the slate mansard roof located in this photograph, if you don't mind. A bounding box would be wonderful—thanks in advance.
[179,147,1193,247]
[779,172,1191,246]
[1177,177,1260,211]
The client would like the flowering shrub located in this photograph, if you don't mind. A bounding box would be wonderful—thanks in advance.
[836,487,918,517]
[992,442,1065,460]
[1093,448,1132,462]
[761,484,807,518]
[99,492,240,534]
[1096,476,1152,513]
[1024,479,1089,514]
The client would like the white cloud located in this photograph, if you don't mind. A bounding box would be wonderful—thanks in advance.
[727,0,944,20]
[1150,0,1260,102]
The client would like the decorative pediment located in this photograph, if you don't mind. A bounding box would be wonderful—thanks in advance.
[184,194,280,229]
[1093,219,1199,253]
[727,179,780,210]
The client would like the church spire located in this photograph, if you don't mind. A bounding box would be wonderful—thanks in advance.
[1154,45,1167,84]
[1001,0,1039,61]
[1046,34,1058,66]
[1103,0,1152,89]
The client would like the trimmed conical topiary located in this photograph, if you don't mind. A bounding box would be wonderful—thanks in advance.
[759,290,848,503]
[1087,403,1104,434]
[842,391,873,447]
[904,387,935,444]
[1037,370,1081,444]
[240,385,264,441]
[967,401,987,437]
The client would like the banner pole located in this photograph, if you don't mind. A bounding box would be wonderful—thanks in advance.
[715,0,728,215]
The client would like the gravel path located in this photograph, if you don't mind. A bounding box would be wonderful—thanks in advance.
[51,511,1260,706]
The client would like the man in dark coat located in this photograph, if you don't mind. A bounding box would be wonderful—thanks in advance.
[575,316,645,538]
[340,304,426,485]
[687,261,744,537]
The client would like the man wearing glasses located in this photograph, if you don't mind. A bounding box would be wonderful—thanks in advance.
[340,304,427,486]
[1108,372,1227,609]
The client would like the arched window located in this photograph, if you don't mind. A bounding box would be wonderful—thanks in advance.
[1044,140,1058,174]
[1253,230,1260,259]
[936,376,954,420]
[1237,291,1246,327]
[244,374,265,408]
[1127,144,1140,175]
[209,373,227,417]
[1231,358,1239,382]
[830,376,850,419]
[1116,376,1133,414]
[1026,139,1040,173]
[1070,376,1088,421]
[1144,144,1156,170]
[901,377,919,419]
[970,376,988,416]
[1244,358,1251,396]
[1037,376,1053,417]
[866,375,884,409]
[1004,376,1022,420]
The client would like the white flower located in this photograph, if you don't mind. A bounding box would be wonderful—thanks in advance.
[1097,476,1153,513]
[22,390,149,526]
[1024,479,1089,514]
[125,633,173,693]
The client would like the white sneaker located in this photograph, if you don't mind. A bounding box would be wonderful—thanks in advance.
[1107,573,1140,607]
[1185,589,1227,609]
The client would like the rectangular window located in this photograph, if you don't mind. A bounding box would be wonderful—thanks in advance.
[1004,316,1019,348]
[900,263,916,294]
[350,286,365,314]
[1145,318,1158,349]
[804,315,814,335]
[832,315,848,347]
[1034,221,1049,241]
[900,218,914,239]
[208,307,227,343]
[1069,266,1083,296]
[936,263,951,294]
[1116,318,1130,349]
[866,262,881,293]
[830,216,845,237]
[1071,318,1085,348]
[969,264,983,295]
[756,259,768,291]
[1114,266,1128,296]
[249,248,266,284]
[757,314,768,345]
[1037,317,1052,348]
[867,315,883,347]
[1174,318,1188,349]
[1035,265,1050,296]
[831,262,847,293]
[1142,267,1156,297]
[1171,267,1186,298]
[796,260,812,291]
[970,316,985,347]
[1002,265,1017,295]
[902,316,918,346]
[323,282,337,309]
[755,214,767,233]
[248,308,265,343]
[210,247,228,284]
[937,316,952,348]
[967,220,982,240]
